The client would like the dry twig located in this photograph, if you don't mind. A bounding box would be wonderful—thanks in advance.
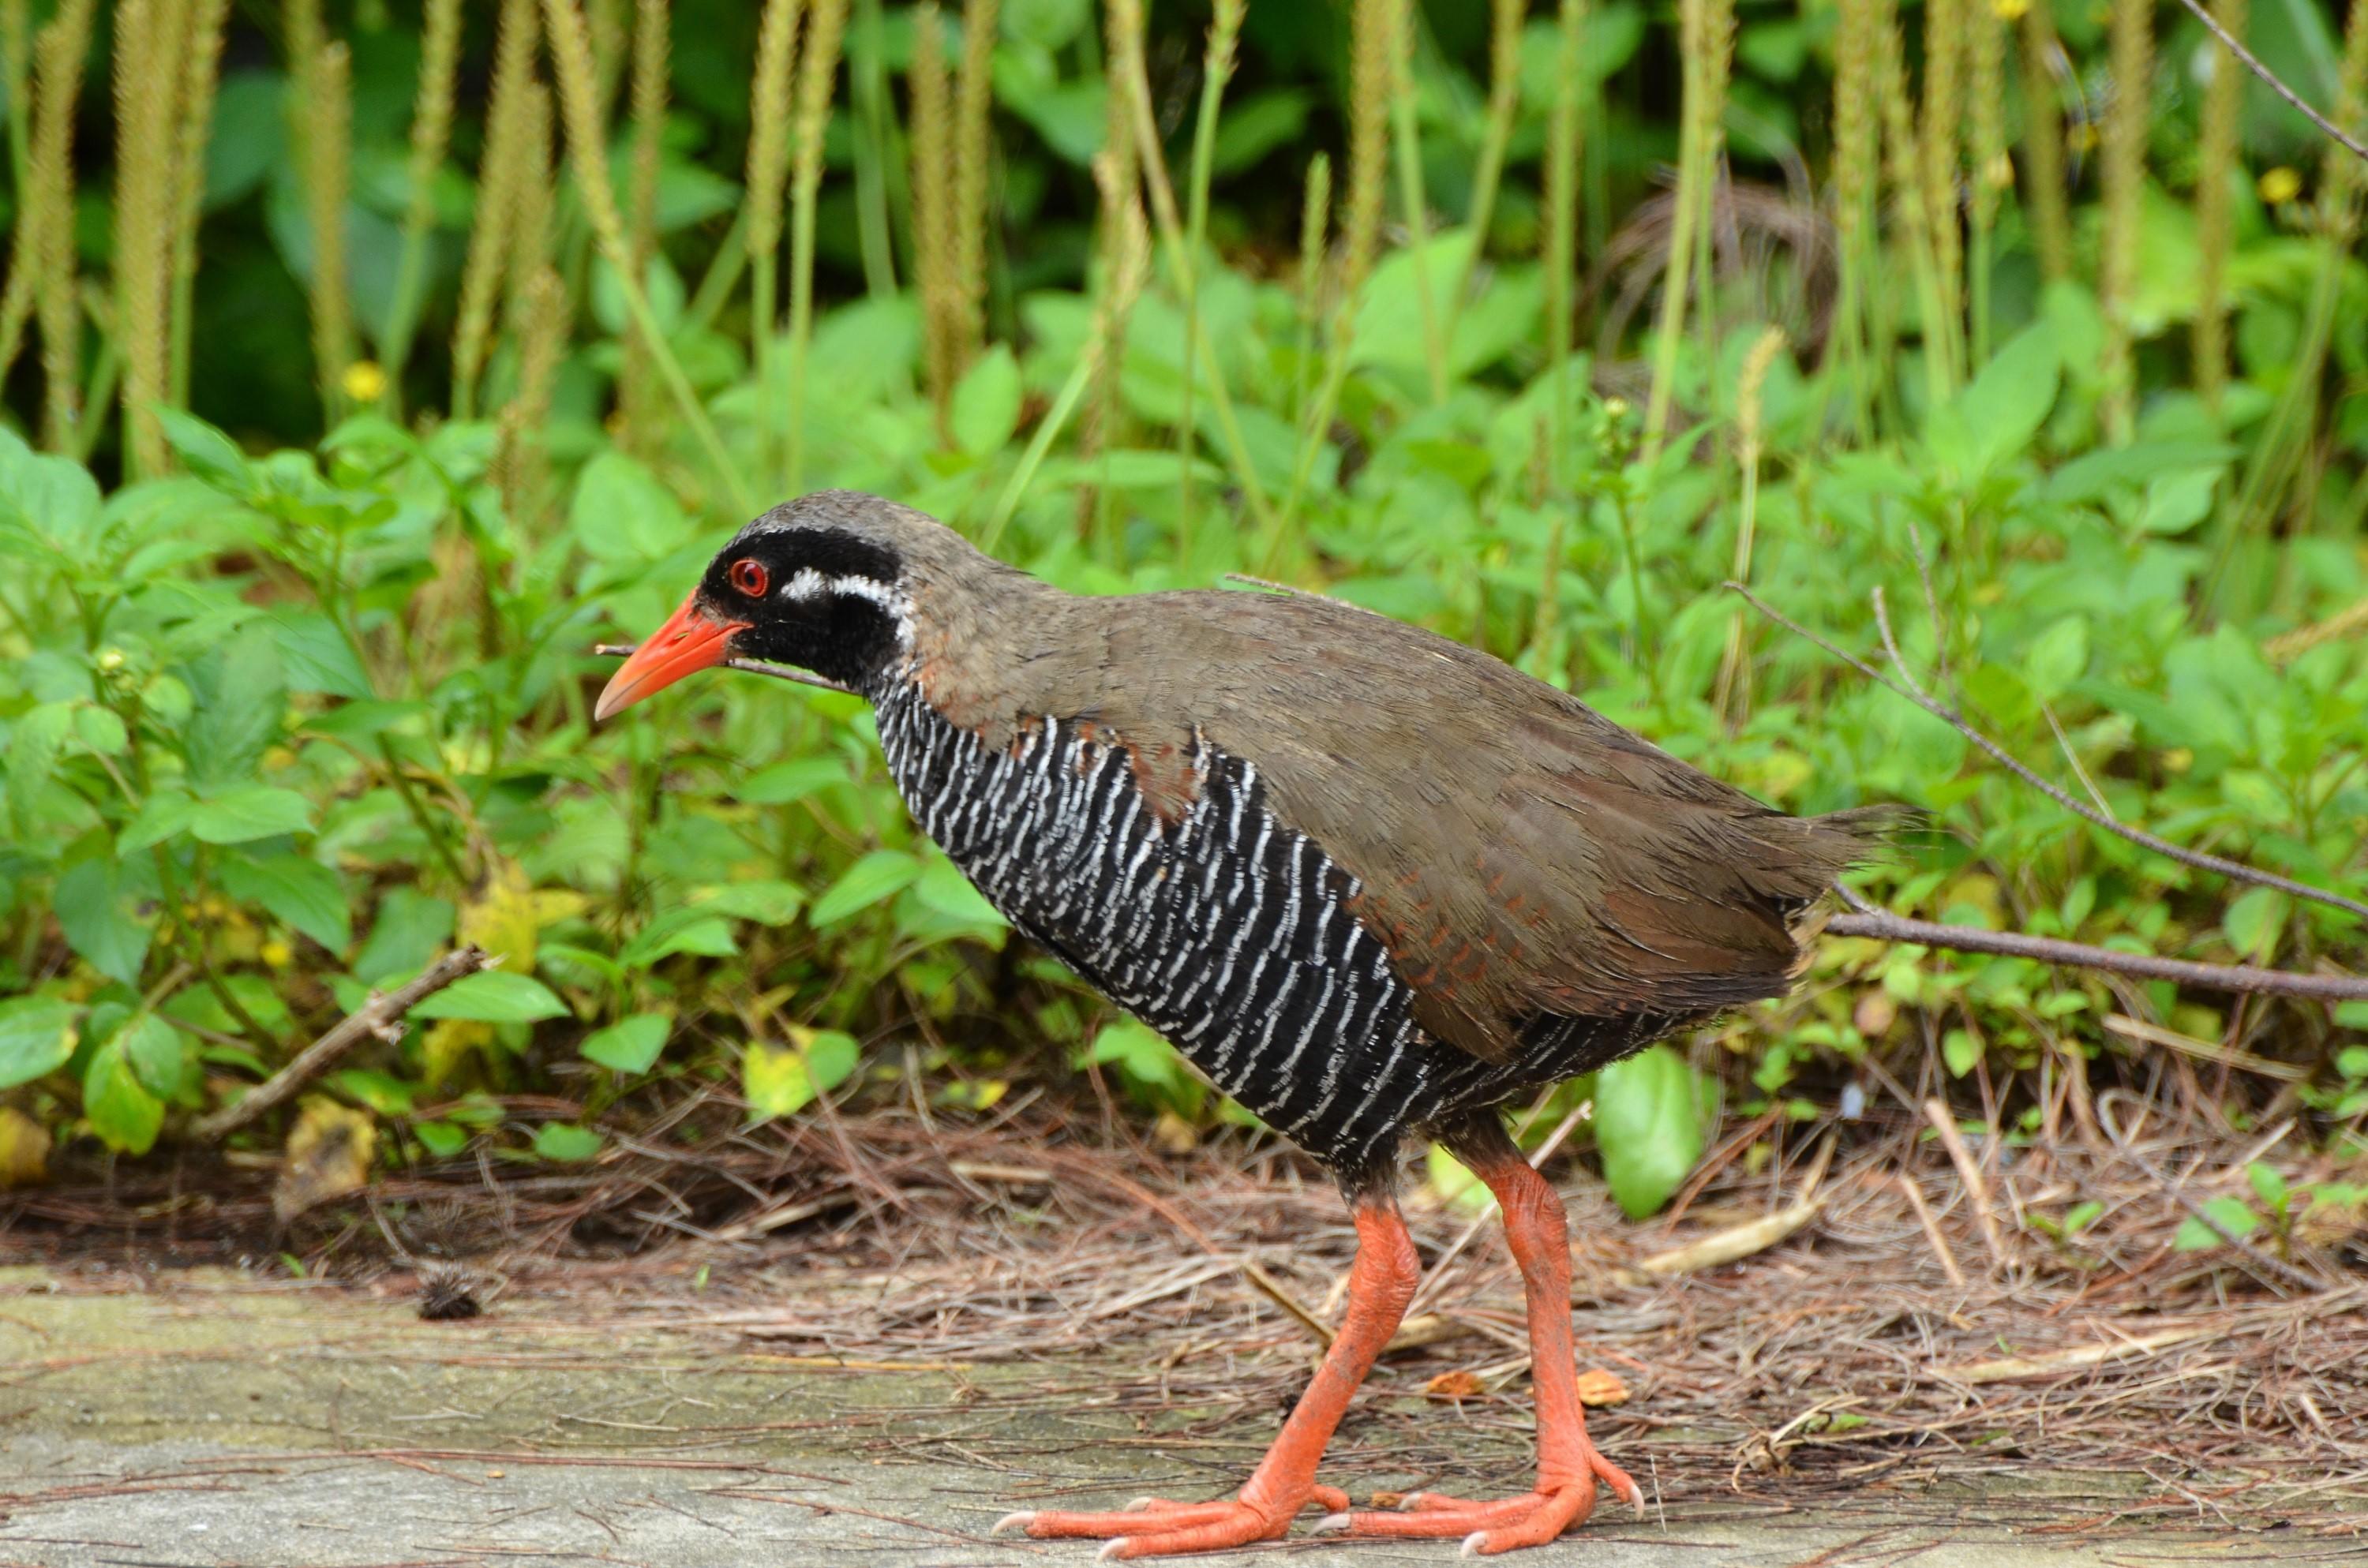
[193,947,492,1140]
[2171,0,2368,167]
[593,642,856,698]
[1921,1097,2010,1272]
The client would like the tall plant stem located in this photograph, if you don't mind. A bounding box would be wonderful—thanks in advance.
[1441,0,1523,358]
[377,0,462,413]
[785,0,850,494]
[1641,0,1730,458]
[2193,0,2246,413]
[450,0,539,421]
[1543,0,1583,504]
[545,0,755,515]
[1387,0,1447,405]
[746,0,804,495]
[2,0,27,186]
[2097,0,2151,443]
[2017,4,2073,280]
[1106,0,1275,541]
[167,0,228,413]
[849,0,898,299]
[950,0,997,371]
[114,0,193,479]
[1174,0,1243,560]
[1276,0,1390,547]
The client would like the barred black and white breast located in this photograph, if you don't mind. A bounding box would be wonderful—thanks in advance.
[871,675,1660,1184]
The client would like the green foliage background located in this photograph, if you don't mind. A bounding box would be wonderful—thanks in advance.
[0,0,2364,1219]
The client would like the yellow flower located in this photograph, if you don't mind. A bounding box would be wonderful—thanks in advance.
[2257,167,2302,204]
[260,938,294,969]
[341,359,388,402]
[1992,0,2030,19]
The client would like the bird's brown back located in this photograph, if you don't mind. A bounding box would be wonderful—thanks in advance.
[877,515,1889,1066]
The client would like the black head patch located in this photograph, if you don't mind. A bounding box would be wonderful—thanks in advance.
[699,524,910,692]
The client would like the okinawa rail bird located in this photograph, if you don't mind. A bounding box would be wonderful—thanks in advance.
[598,491,1894,1559]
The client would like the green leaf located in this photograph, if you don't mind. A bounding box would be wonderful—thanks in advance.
[83,1037,166,1155]
[912,856,1006,928]
[621,908,739,967]
[693,880,807,925]
[1088,1017,1188,1095]
[74,704,128,754]
[1593,1045,1705,1219]
[582,1012,670,1075]
[2021,616,2090,702]
[2063,1199,2103,1235]
[532,1122,604,1162]
[1425,1143,1493,1212]
[2222,886,2288,963]
[736,758,849,804]
[54,855,152,986]
[118,789,199,852]
[0,997,77,1091]
[414,1120,469,1158]
[151,406,255,494]
[2173,1195,2261,1251]
[0,431,103,549]
[1211,88,1314,176]
[1943,1027,1984,1079]
[355,889,456,985]
[407,971,568,1024]
[269,612,375,698]
[219,851,350,952]
[950,344,1024,458]
[203,69,286,209]
[2246,1162,2289,1209]
[189,785,316,844]
[1952,320,2061,473]
[118,1012,189,1101]
[6,702,73,835]
[328,1068,416,1115]
[182,623,286,788]
[807,849,922,926]
[571,450,691,565]
[743,1028,860,1121]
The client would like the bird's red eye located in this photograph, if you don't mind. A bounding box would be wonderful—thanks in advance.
[728,559,768,597]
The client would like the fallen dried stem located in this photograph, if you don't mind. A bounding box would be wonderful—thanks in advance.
[193,946,492,1140]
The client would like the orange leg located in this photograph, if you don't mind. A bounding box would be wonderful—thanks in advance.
[992,1200,1418,1559]
[1322,1147,1642,1556]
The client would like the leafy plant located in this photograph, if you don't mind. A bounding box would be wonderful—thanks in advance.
[0,0,2360,1225]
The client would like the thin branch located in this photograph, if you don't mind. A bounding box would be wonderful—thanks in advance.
[1729,582,2368,924]
[2172,0,2368,167]
[592,642,860,698]
[193,946,493,1140]
[1825,908,2368,1001]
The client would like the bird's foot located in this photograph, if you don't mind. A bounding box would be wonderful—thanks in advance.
[1313,1450,1642,1556]
[991,1486,1347,1559]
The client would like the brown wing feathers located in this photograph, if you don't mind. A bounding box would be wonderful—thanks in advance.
[894,531,1891,1070]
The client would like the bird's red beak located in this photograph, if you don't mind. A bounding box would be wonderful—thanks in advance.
[595,593,749,721]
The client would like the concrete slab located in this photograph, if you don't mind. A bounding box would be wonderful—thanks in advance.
[0,1269,2336,1567]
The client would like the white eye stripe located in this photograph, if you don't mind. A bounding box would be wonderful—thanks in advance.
[777,568,898,608]
[774,567,916,649]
